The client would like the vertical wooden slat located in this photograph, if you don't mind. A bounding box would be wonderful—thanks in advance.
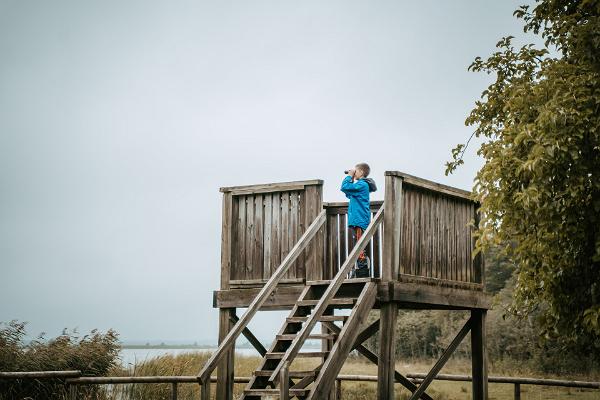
[339,213,347,266]
[298,191,306,280]
[280,192,290,278]
[224,193,235,282]
[304,185,323,281]
[326,214,338,279]
[271,193,281,276]
[315,185,324,280]
[237,196,247,281]
[290,191,299,278]
[246,195,255,280]
[373,223,381,278]
[253,195,263,280]
[263,195,272,279]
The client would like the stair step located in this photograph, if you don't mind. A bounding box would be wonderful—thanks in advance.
[287,315,348,323]
[306,278,374,286]
[277,333,337,340]
[265,351,329,359]
[297,298,357,307]
[244,388,309,396]
[254,370,317,378]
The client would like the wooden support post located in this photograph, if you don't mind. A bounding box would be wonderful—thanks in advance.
[471,309,488,400]
[216,308,235,400]
[514,383,521,400]
[171,382,178,400]
[377,302,398,400]
[68,384,77,400]
[280,361,290,400]
[200,379,210,400]
[382,174,403,280]
[335,378,342,400]
[322,308,336,400]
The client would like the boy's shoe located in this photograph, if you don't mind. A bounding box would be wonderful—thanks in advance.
[354,256,371,278]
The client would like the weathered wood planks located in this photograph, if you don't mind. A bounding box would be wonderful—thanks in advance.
[226,181,323,284]
[392,179,478,284]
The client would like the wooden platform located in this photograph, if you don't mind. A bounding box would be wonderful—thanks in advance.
[214,279,491,311]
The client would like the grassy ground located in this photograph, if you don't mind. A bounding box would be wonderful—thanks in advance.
[108,351,599,399]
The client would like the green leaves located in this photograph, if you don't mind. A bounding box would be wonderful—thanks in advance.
[449,0,600,355]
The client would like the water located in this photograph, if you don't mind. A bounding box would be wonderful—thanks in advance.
[119,347,261,367]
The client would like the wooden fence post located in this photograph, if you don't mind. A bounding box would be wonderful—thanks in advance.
[280,361,290,400]
[68,384,77,400]
[171,382,178,400]
[335,378,342,400]
[514,383,521,400]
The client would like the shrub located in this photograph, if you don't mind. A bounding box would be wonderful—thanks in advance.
[0,320,120,400]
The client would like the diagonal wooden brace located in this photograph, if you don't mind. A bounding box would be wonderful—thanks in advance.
[408,317,473,400]
[323,321,434,400]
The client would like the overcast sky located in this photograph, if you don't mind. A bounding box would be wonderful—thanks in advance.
[1,1,535,343]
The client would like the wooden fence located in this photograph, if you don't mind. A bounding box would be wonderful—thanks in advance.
[2,370,598,400]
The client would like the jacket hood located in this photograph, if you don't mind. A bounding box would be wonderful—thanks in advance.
[363,177,377,192]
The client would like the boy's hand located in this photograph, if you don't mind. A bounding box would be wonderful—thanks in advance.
[347,168,356,178]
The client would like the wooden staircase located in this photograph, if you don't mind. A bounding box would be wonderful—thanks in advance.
[198,206,384,400]
[242,279,377,399]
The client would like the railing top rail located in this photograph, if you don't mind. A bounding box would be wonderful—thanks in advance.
[219,179,323,194]
[385,171,475,202]
[323,200,384,208]
[0,371,81,379]
[4,371,598,390]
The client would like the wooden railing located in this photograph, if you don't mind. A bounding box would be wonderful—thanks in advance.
[219,174,483,289]
[198,208,327,399]
[220,180,324,286]
[2,370,598,400]
[384,171,483,287]
[324,201,383,279]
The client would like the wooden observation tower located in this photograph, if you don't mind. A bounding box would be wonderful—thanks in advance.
[198,171,491,400]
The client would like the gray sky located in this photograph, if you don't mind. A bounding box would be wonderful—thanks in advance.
[1,1,534,343]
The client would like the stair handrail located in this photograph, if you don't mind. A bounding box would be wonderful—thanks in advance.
[198,209,327,383]
[268,204,385,382]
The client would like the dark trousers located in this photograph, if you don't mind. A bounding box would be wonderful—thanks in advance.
[350,226,367,261]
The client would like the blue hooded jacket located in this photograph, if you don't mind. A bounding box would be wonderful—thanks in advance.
[341,176,377,229]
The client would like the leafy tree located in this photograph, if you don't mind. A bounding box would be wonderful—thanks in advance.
[447,0,600,353]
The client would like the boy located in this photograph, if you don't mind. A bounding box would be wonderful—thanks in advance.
[341,162,377,278]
